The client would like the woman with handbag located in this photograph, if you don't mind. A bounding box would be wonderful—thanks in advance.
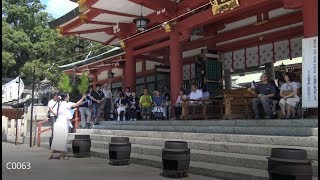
[279,72,300,119]
[48,93,86,160]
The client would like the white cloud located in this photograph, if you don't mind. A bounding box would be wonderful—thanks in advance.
[46,0,78,18]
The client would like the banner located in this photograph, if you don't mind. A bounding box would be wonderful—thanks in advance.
[302,36,318,108]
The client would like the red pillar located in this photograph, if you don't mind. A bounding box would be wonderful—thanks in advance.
[124,46,136,91]
[303,0,318,37]
[170,32,183,116]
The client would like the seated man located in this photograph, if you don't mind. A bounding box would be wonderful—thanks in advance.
[152,90,166,119]
[116,92,128,121]
[248,73,276,119]
[188,84,203,104]
[139,88,152,120]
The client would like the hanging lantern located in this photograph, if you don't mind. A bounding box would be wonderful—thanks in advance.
[75,35,85,54]
[279,63,287,73]
[133,4,150,31]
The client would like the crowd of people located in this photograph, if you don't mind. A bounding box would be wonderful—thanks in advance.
[45,71,301,160]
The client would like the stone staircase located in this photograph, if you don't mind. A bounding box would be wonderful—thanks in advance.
[63,119,318,180]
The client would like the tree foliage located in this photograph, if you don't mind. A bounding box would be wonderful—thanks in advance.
[2,0,112,87]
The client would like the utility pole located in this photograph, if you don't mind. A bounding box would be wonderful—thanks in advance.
[15,77,21,145]
[30,67,36,147]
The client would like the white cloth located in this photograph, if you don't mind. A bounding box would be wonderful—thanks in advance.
[189,89,203,100]
[280,97,300,107]
[51,101,75,152]
[151,107,166,117]
[48,99,58,116]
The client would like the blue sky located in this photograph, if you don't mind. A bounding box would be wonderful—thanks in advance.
[40,0,78,18]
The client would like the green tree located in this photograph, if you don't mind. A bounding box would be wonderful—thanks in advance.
[2,0,78,85]
[2,0,113,87]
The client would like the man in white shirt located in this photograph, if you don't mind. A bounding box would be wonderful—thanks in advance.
[103,84,113,121]
[47,92,59,149]
[188,84,203,104]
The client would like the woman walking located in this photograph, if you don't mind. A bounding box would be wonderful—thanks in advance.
[48,93,86,160]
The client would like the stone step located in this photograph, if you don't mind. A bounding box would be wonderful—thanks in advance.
[97,119,318,127]
[74,129,318,147]
[92,124,318,136]
[68,134,318,160]
[70,139,317,174]
[77,147,317,180]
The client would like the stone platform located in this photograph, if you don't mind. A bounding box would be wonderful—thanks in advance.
[36,119,318,180]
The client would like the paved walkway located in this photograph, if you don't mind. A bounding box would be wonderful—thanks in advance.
[2,142,219,180]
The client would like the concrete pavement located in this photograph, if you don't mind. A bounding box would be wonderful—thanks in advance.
[2,142,219,180]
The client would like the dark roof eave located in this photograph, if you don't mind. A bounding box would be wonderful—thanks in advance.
[59,48,125,71]
[48,7,80,29]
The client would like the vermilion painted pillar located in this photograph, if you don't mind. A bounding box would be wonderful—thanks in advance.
[170,32,183,115]
[303,0,318,37]
[124,46,136,91]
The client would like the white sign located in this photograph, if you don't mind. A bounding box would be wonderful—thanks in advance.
[302,36,318,108]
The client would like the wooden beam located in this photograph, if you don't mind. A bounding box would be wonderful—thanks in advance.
[86,20,117,26]
[133,40,170,55]
[175,0,282,32]
[182,11,302,51]
[136,55,164,63]
[129,29,169,47]
[90,7,139,18]
[61,10,101,32]
[63,27,114,36]
[216,26,303,51]
[128,0,176,11]
[283,0,303,9]
[102,35,117,45]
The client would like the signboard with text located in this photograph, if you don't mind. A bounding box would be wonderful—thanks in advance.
[302,36,318,108]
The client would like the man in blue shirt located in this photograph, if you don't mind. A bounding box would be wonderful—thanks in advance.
[248,73,276,119]
[78,88,92,129]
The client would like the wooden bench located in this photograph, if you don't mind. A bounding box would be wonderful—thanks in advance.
[222,88,255,119]
[180,98,224,120]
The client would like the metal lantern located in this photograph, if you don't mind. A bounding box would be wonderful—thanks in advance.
[279,63,287,73]
[39,78,52,106]
[133,4,150,31]
[75,35,85,54]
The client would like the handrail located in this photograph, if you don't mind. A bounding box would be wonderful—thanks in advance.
[37,107,80,147]
[37,118,50,147]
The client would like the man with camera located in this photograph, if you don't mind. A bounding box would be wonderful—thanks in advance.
[47,92,60,149]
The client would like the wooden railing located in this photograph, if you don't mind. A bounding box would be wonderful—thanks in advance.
[181,98,224,120]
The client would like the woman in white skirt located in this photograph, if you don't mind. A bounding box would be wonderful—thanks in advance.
[48,93,86,160]
[279,72,300,119]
